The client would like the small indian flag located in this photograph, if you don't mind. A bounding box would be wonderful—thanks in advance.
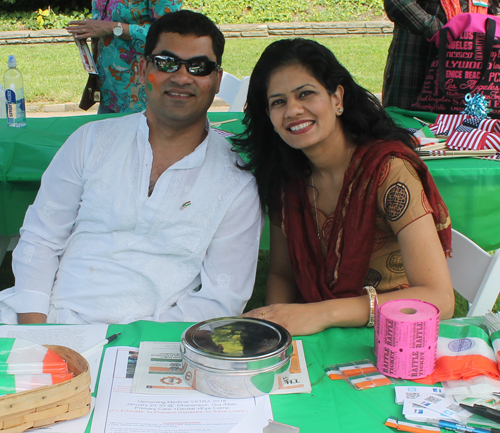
[472,0,488,6]
[0,372,73,395]
[0,338,69,375]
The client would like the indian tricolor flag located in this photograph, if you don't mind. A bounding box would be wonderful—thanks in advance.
[0,338,69,375]
[0,372,73,395]
[415,322,500,384]
[490,329,500,367]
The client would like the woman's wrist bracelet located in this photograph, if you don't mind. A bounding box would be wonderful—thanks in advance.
[363,286,378,327]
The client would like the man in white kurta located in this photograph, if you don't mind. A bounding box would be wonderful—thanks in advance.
[0,11,262,325]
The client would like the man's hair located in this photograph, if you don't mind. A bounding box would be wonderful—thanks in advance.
[145,10,225,65]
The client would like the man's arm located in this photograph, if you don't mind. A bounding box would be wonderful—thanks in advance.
[385,0,444,39]
[159,181,263,322]
[6,125,89,322]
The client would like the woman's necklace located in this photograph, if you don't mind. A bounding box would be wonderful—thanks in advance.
[310,146,353,242]
[310,176,321,240]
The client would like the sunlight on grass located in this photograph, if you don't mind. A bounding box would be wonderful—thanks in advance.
[224,36,390,93]
[0,44,87,104]
[0,36,391,104]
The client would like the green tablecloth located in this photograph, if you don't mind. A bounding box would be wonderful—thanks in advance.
[94,321,403,433]
[2,110,500,250]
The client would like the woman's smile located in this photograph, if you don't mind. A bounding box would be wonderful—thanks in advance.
[287,120,315,134]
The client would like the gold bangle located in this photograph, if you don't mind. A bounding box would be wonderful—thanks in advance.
[363,286,378,327]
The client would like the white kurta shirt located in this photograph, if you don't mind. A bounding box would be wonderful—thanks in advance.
[0,113,262,324]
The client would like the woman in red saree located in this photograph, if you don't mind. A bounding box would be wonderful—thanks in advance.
[233,39,454,336]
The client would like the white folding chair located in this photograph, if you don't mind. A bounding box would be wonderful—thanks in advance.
[447,229,500,316]
[0,235,19,266]
[216,72,250,112]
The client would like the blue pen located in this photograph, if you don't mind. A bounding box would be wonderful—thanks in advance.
[428,419,500,433]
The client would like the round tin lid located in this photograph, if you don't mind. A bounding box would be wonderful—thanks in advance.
[181,317,292,371]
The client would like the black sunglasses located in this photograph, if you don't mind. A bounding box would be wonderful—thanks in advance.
[146,54,220,76]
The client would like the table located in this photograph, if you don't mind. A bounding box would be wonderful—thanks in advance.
[1,110,500,251]
[91,320,403,433]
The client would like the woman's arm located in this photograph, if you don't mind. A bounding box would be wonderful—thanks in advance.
[67,0,183,42]
[246,213,453,336]
[67,19,132,41]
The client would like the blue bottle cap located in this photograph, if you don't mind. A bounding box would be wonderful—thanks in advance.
[7,55,16,68]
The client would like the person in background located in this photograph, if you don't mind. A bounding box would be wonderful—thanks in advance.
[234,38,454,336]
[382,0,499,110]
[0,11,262,325]
[67,0,182,114]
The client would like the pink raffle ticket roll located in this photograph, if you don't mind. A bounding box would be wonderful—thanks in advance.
[375,299,440,379]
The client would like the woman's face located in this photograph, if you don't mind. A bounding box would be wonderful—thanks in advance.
[266,64,344,154]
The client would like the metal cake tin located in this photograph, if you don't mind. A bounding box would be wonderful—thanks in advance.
[180,317,293,398]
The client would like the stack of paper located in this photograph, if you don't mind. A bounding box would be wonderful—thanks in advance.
[395,386,472,423]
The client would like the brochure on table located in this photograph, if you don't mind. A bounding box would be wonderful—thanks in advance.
[90,346,274,433]
[131,339,311,396]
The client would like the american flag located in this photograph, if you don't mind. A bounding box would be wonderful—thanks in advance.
[479,119,500,133]
[446,129,488,150]
[480,154,500,160]
[454,124,475,133]
[485,132,500,152]
[430,114,468,136]
[453,116,500,134]
[462,116,482,129]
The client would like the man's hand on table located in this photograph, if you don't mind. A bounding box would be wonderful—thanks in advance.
[18,312,47,324]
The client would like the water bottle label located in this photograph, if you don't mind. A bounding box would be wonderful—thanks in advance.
[5,89,16,122]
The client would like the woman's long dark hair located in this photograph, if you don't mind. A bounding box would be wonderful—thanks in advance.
[232,38,416,214]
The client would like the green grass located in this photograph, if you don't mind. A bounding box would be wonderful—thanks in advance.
[0,1,385,30]
[0,44,87,104]
[0,36,391,105]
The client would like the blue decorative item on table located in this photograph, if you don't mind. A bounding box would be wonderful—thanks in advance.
[461,93,490,120]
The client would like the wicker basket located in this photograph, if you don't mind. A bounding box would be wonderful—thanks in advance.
[0,345,91,432]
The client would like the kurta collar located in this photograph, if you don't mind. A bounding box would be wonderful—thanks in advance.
[138,113,211,170]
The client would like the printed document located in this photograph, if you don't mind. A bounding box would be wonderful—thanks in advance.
[90,346,273,433]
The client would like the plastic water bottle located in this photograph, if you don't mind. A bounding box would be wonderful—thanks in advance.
[4,55,26,127]
[0,84,5,119]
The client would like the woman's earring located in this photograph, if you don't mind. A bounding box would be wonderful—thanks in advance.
[338,107,344,115]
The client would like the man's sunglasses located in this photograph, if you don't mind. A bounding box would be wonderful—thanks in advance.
[146,55,220,77]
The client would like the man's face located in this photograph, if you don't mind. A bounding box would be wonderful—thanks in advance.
[140,32,223,128]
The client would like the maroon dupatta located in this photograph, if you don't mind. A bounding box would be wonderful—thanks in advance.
[281,140,452,303]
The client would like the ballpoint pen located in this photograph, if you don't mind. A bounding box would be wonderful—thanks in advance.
[81,333,121,357]
[428,419,500,433]
[459,403,500,424]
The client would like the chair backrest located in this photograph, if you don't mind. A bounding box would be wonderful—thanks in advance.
[447,229,500,316]
[0,235,19,267]
[216,72,250,111]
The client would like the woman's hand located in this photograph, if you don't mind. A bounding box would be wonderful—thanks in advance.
[67,19,114,39]
[243,303,329,336]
